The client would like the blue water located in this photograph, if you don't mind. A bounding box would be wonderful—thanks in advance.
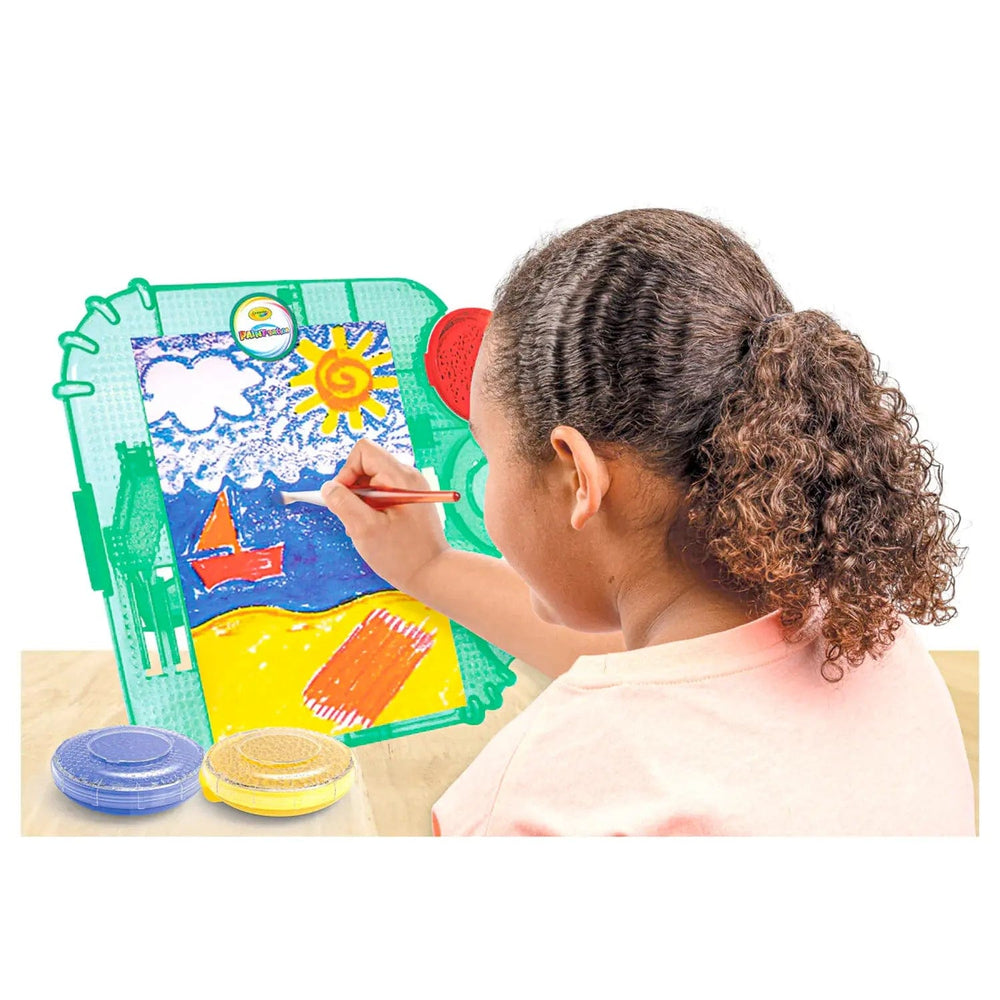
[164,469,392,628]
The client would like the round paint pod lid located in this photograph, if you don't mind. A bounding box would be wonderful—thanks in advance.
[51,726,205,815]
[423,307,491,420]
[200,727,356,817]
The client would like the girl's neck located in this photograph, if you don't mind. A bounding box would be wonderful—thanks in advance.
[601,466,763,649]
[614,564,761,651]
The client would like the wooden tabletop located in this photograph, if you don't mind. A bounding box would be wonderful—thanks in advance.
[21,650,977,835]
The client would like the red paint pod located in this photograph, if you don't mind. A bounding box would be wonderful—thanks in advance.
[424,307,491,421]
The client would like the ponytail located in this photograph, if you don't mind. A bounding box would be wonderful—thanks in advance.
[687,309,965,680]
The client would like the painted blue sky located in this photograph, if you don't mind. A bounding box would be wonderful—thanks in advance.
[131,322,413,495]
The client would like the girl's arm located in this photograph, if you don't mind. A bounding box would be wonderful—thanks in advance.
[320,439,625,678]
[407,548,626,678]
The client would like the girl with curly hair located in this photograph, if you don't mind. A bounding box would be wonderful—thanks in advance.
[322,209,974,836]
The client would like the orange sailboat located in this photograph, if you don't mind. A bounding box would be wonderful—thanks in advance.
[190,488,284,590]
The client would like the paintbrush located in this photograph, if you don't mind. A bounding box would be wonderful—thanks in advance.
[278,484,461,511]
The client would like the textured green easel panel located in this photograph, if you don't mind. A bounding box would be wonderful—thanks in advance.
[54,278,515,748]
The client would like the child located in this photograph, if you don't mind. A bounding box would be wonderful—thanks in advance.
[322,208,974,836]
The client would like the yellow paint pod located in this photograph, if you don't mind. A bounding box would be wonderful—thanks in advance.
[200,727,355,817]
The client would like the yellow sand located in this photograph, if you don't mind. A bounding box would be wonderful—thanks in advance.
[192,590,467,739]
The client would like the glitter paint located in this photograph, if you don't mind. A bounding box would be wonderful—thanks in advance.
[200,727,356,817]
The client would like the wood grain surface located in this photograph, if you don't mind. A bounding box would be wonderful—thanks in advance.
[21,650,977,836]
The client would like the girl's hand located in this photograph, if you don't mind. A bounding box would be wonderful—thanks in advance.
[321,439,451,595]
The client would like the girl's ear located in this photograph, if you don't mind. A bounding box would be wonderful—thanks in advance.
[549,425,611,530]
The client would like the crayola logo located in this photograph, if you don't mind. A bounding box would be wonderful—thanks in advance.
[231,294,296,360]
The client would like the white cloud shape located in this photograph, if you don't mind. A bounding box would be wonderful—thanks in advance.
[143,355,262,432]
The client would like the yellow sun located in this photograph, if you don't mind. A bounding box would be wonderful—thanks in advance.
[289,326,399,433]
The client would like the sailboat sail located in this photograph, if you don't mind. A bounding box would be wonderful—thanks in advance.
[194,490,239,552]
[190,488,284,590]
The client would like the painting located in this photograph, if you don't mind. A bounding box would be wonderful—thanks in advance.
[129,320,467,739]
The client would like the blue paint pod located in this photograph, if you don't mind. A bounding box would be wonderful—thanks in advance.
[51,726,204,815]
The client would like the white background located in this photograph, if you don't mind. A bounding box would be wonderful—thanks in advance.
[3,2,992,995]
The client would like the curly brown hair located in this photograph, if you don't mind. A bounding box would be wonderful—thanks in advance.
[483,208,965,679]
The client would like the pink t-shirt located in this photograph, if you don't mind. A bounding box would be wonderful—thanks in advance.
[431,609,974,836]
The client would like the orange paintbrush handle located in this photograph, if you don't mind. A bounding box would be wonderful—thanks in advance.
[351,486,461,509]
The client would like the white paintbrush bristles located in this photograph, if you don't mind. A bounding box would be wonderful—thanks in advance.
[278,490,326,507]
